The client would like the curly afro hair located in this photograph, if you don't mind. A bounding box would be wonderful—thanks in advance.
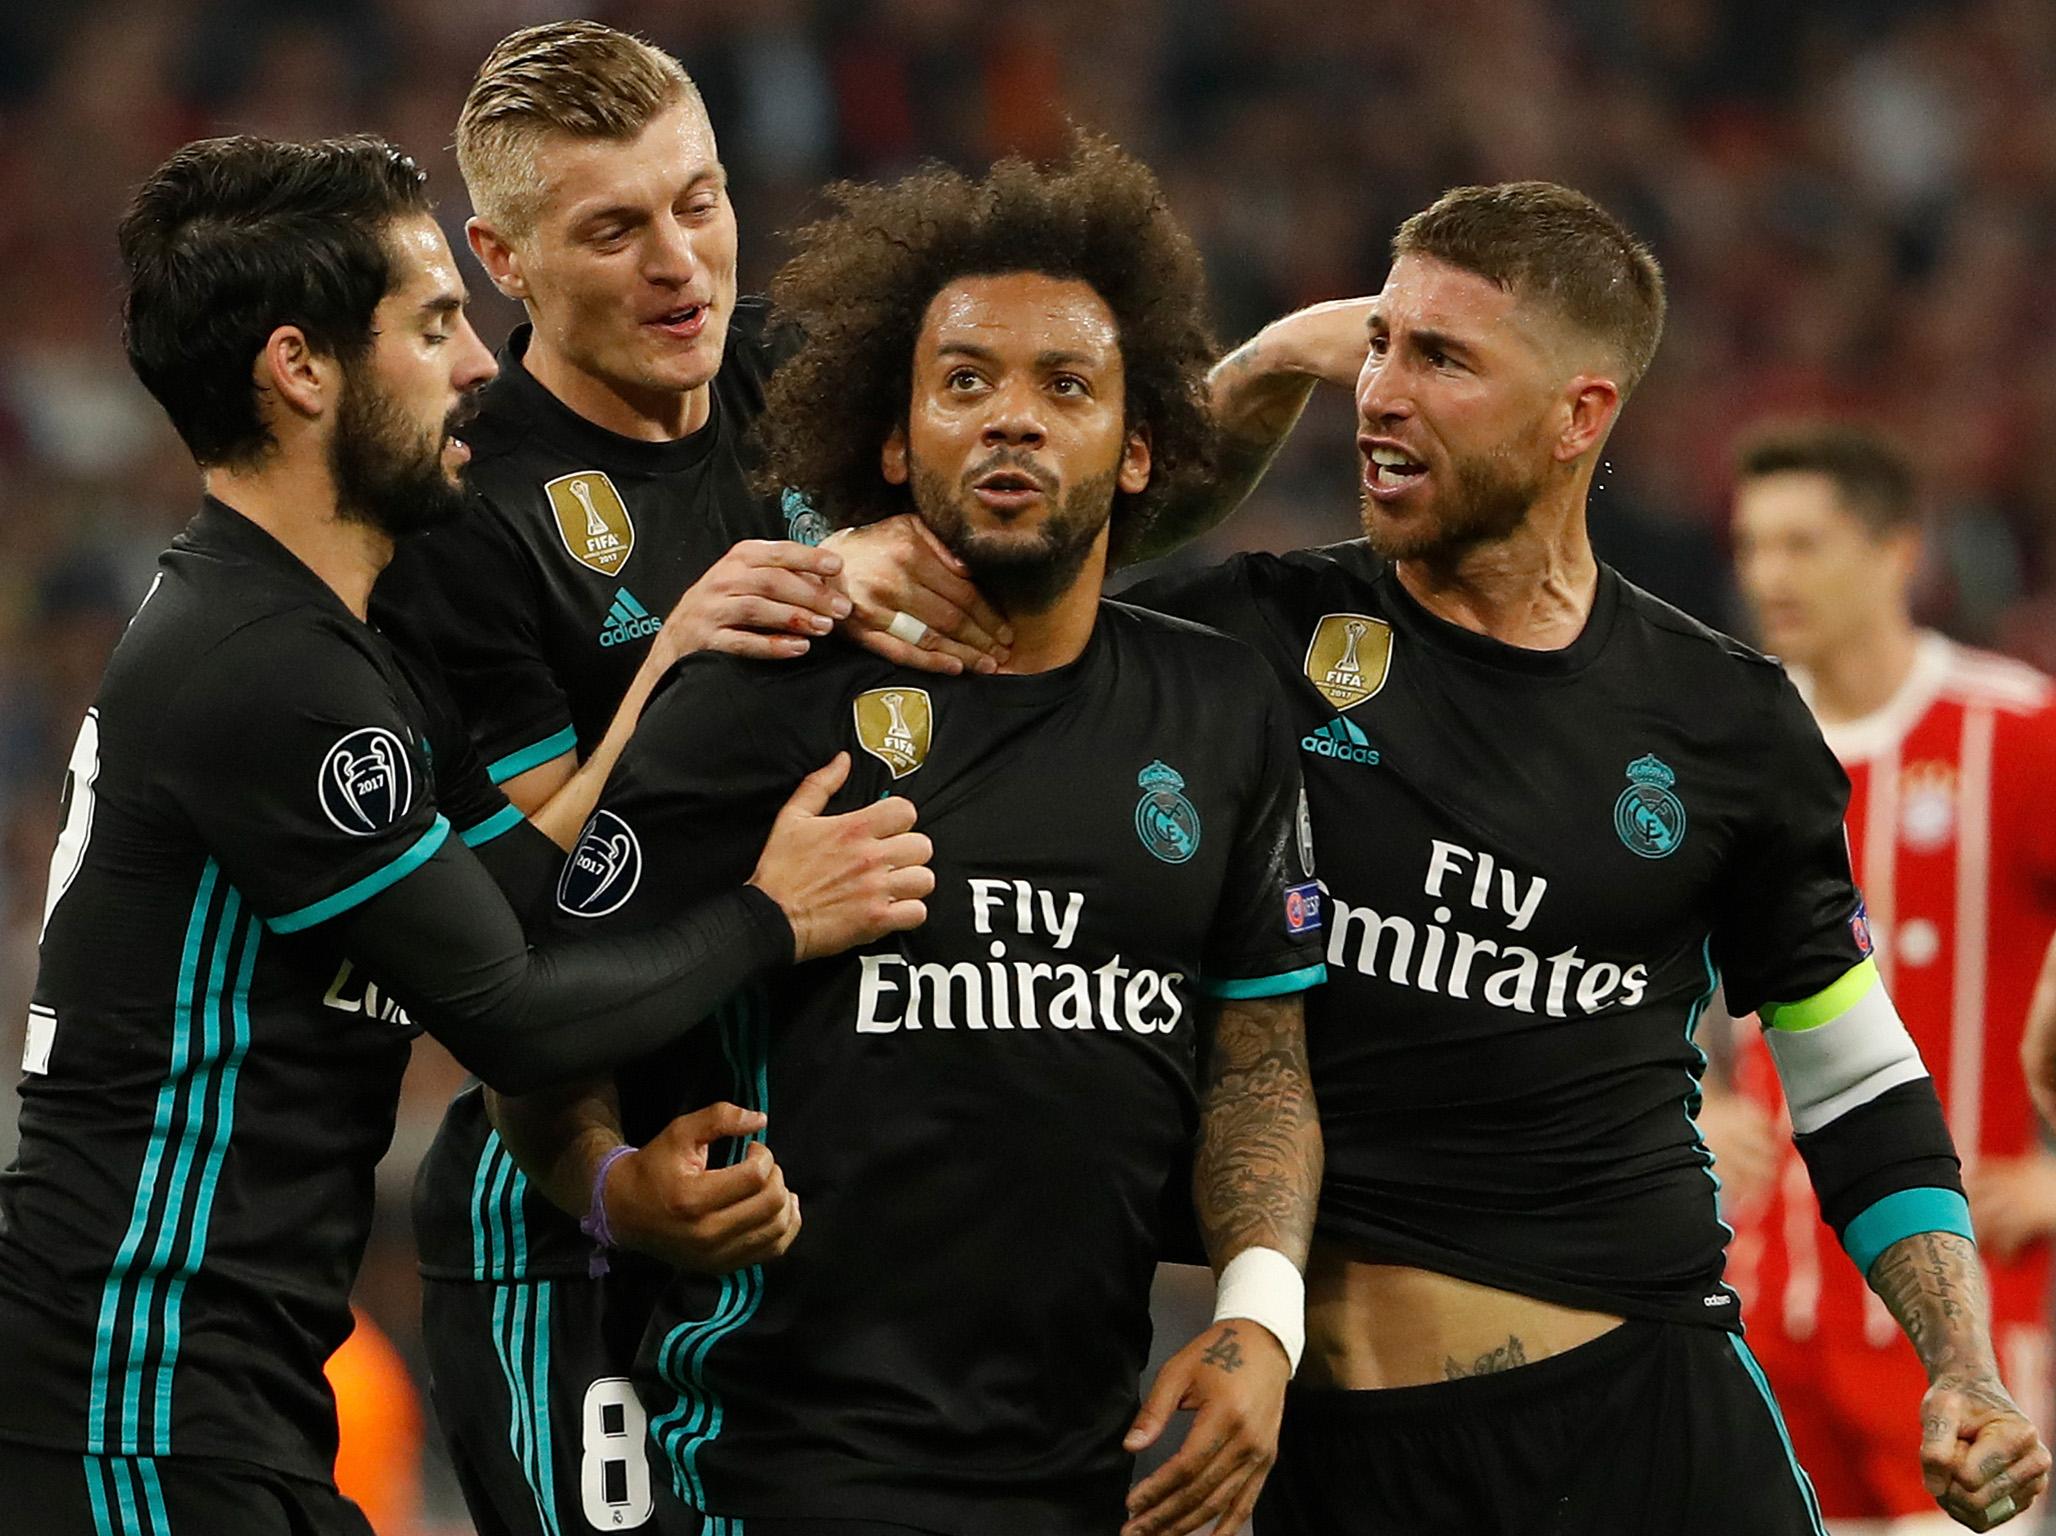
[755,132,1218,564]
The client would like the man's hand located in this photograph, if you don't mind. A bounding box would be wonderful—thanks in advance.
[650,539,851,667]
[605,1102,801,1271]
[825,516,1011,674]
[1120,1321,1288,1536]
[748,752,933,961]
[1967,1154,2056,1263]
[1920,1369,2050,1528]
[1694,1088,1780,1217]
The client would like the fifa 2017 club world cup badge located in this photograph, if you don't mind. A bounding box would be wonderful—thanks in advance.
[853,687,932,779]
[1614,754,1686,859]
[1135,760,1202,865]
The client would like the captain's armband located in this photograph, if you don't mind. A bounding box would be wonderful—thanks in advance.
[1760,958,1925,1134]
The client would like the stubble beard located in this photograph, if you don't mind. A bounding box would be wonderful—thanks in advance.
[1361,440,1549,565]
[909,457,1118,616]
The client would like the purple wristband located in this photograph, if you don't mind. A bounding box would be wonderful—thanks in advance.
[579,1143,638,1279]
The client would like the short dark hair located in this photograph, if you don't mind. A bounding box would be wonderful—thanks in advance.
[118,135,434,467]
[754,132,1217,563]
[1734,422,1917,535]
[1394,181,1667,395]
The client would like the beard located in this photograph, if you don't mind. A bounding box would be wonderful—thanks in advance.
[330,362,475,539]
[1361,434,1548,564]
[909,453,1118,615]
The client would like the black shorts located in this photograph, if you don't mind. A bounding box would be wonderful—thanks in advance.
[423,1271,699,1536]
[0,1439,370,1536]
[1256,1320,1827,1536]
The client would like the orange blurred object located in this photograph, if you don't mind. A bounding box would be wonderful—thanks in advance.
[327,1306,425,1535]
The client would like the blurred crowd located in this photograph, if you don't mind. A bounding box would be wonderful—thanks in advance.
[6,0,2056,1526]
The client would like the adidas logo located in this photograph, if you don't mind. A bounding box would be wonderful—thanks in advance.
[1301,716,1381,765]
[598,587,663,649]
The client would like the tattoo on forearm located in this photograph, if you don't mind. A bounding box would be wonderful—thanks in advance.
[1870,1230,1994,1378]
[1123,339,1315,563]
[1445,1335,1528,1379]
[1201,1327,1245,1374]
[1195,995,1321,1267]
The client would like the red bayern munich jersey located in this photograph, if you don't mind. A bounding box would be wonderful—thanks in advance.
[1731,633,2056,1370]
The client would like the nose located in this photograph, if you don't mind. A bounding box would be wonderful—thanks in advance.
[979,378,1046,449]
[1356,348,1411,428]
[452,313,497,393]
[644,211,699,288]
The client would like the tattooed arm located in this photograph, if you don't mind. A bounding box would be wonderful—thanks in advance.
[1192,993,1324,1267]
[1123,300,1376,563]
[1870,1230,2051,1528]
[1122,994,1322,1536]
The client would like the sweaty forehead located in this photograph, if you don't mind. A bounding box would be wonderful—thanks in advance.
[1373,254,1530,344]
[383,215,462,304]
[918,273,1120,365]
[539,100,721,219]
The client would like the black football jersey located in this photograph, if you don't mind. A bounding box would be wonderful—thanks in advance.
[371,297,816,783]
[391,301,824,1290]
[0,500,518,1479]
[1128,543,1870,1330]
[555,606,1323,1531]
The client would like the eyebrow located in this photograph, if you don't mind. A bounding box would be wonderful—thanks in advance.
[935,341,1105,370]
[568,167,729,229]
[420,292,466,319]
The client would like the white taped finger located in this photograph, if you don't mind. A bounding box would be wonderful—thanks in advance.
[887,610,930,646]
[1986,1494,2018,1527]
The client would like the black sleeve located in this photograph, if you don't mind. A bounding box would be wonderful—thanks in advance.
[160,616,454,932]
[1711,668,1872,1017]
[540,655,811,942]
[1198,664,1327,996]
[372,498,577,779]
[332,840,792,1094]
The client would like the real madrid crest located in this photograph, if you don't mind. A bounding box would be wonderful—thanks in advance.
[1303,613,1393,712]
[854,687,932,779]
[1135,760,1202,864]
[782,487,831,548]
[546,470,635,576]
[1615,753,1686,859]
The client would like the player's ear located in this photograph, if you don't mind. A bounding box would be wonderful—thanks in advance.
[1118,424,1152,496]
[254,325,330,422]
[881,425,910,487]
[1556,374,1622,463]
[468,217,527,303]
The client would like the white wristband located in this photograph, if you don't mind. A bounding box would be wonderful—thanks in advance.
[1211,1246,1305,1375]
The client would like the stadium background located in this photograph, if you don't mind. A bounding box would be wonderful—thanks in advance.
[3,0,2056,1527]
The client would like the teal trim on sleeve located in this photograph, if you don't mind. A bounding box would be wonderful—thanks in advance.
[459,803,525,848]
[487,726,578,785]
[1844,1187,1976,1277]
[267,817,451,934]
[1196,963,1327,1000]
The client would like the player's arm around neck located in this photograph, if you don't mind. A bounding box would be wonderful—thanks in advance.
[1124,299,1374,563]
[1123,993,1320,1536]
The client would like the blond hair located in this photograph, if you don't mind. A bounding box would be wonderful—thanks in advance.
[456,20,702,236]
[1394,181,1667,397]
